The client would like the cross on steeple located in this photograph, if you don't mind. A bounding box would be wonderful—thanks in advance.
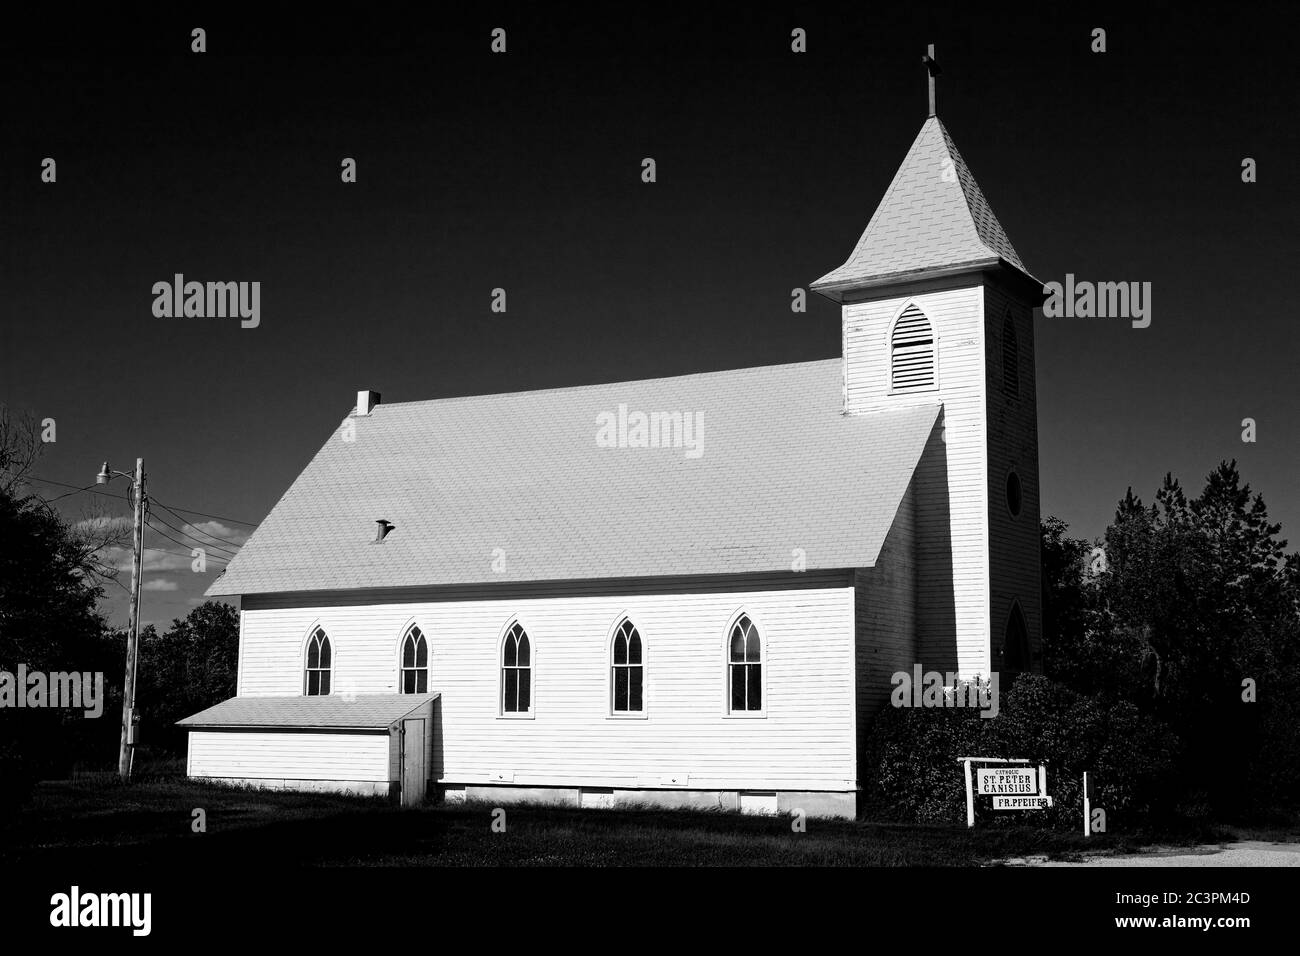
[922,44,941,118]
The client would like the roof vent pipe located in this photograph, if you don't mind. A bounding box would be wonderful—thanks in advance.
[374,519,395,543]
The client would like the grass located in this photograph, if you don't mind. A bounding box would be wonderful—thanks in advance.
[5,774,1284,867]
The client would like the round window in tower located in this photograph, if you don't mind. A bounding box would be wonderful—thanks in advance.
[1006,470,1023,518]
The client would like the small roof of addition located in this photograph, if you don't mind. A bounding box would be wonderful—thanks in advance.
[812,116,1035,300]
[177,694,439,730]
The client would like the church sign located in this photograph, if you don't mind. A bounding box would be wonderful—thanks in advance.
[977,767,1038,795]
[961,758,1053,825]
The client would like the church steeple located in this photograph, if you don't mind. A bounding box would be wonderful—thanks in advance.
[811,115,1036,304]
[811,73,1044,681]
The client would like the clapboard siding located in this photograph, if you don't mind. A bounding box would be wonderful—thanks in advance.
[188,730,390,782]
[236,581,857,791]
[844,284,989,676]
[984,281,1043,669]
[854,480,918,758]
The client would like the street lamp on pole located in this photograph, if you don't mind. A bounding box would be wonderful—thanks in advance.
[98,458,145,782]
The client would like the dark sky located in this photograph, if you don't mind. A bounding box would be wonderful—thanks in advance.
[2,5,1297,628]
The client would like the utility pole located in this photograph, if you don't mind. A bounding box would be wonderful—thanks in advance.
[99,457,146,782]
[120,458,145,781]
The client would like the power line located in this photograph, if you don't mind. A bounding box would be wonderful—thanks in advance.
[149,498,258,528]
[151,500,247,547]
[147,512,239,557]
[142,545,230,564]
[26,473,244,563]
[45,482,103,503]
[28,476,258,528]
[25,476,130,502]
[146,519,232,559]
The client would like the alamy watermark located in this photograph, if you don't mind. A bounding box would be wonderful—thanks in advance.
[0,665,104,718]
[1042,274,1151,328]
[50,886,151,936]
[152,274,260,328]
[890,665,999,718]
[595,403,703,459]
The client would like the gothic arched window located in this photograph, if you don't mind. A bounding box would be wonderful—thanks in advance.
[611,619,644,714]
[502,622,532,714]
[1004,602,1030,673]
[305,628,332,696]
[400,626,429,694]
[728,615,763,713]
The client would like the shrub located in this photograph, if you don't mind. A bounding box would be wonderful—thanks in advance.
[860,674,1180,828]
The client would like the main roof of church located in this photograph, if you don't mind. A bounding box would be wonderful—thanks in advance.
[208,361,939,596]
[206,116,1033,597]
[812,116,1034,297]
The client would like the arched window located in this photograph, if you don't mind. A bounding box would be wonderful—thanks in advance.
[728,614,762,713]
[1004,602,1030,673]
[890,305,936,391]
[501,622,532,714]
[305,628,332,696]
[1002,312,1019,398]
[611,619,644,714]
[400,626,429,694]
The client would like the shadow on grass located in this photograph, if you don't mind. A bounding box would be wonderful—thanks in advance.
[1,779,1272,868]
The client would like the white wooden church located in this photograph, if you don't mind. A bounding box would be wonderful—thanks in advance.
[180,90,1043,819]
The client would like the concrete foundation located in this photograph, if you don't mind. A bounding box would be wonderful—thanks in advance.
[192,777,857,819]
[440,783,856,819]
[193,776,392,797]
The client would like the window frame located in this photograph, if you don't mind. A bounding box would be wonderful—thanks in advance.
[885,302,941,396]
[723,611,767,718]
[303,626,333,697]
[607,616,648,719]
[398,624,430,695]
[1003,600,1031,673]
[498,619,535,719]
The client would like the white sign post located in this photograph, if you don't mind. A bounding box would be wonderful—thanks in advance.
[963,759,975,827]
[1083,771,1091,836]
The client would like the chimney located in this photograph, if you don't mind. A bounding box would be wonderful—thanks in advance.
[374,519,395,543]
[357,389,381,416]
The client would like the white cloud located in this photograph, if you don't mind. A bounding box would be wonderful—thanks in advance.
[87,515,246,578]
[187,520,249,547]
[100,545,194,573]
[142,578,179,592]
[142,519,246,567]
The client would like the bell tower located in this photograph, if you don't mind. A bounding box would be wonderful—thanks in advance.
[811,50,1044,679]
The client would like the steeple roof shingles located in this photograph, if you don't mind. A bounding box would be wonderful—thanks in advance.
[812,117,1034,297]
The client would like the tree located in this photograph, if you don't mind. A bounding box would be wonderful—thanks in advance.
[136,601,239,754]
[0,407,123,805]
[1043,460,1300,819]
